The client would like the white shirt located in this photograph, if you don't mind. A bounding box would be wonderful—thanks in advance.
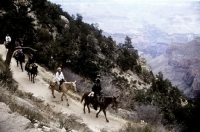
[5,36,11,42]
[56,72,65,81]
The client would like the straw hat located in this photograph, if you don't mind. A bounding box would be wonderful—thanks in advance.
[57,67,61,71]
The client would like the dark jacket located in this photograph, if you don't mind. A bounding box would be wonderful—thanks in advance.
[28,56,35,64]
[92,83,102,96]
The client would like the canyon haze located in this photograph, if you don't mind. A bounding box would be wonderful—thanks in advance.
[49,0,200,97]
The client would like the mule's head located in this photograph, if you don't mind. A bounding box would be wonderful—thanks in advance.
[111,96,119,110]
[71,80,77,92]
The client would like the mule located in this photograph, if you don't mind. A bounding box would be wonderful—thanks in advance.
[81,92,119,122]
[49,80,77,106]
[13,51,25,72]
[25,63,38,83]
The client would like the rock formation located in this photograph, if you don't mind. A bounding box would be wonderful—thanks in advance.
[148,37,200,98]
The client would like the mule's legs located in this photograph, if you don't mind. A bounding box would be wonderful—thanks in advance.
[51,89,56,98]
[61,93,64,101]
[32,74,35,83]
[28,73,31,81]
[83,103,86,114]
[96,108,109,122]
[61,93,69,106]
[31,74,33,82]
[96,108,102,118]
[83,103,90,114]
[102,109,109,122]
[20,62,23,72]
[64,94,69,106]
[87,103,90,113]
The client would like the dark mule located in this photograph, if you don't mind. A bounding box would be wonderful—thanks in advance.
[13,51,25,72]
[81,92,119,122]
[25,63,38,83]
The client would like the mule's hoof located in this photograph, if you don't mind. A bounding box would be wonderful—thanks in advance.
[106,120,109,123]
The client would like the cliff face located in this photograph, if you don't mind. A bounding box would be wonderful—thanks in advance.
[148,37,200,97]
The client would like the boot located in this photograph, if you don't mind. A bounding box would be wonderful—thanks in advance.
[58,85,61,92]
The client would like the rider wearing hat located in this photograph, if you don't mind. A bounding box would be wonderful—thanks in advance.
[92,78,102,110]
[56,67,65,92]
[92,79,102,97]
[28,54,35,65]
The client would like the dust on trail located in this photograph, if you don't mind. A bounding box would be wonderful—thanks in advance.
[0,44,127,132]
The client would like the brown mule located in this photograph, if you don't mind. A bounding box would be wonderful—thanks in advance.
[81,92,119,122]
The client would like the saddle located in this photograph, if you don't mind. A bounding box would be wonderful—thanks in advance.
[89,92,105,103]
[97,94,105,103]
[54,79,65,92]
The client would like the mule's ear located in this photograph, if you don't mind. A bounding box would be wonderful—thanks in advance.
[116,96,119,98]
[74,80,76,83]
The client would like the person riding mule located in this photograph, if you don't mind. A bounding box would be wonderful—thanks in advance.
[4,34,11,49]
[56,67,66,92]
[28,54,35,65]
[88,79,104,110]
[81,92,119,122]
[25,54,38,82]
[25,54,36,71]
[49,79,77,106]
[13,47,25,72]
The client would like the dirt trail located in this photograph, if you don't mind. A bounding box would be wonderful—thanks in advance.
[0,45,127,132]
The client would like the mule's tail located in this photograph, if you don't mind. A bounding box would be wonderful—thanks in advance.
[81,93,86,103]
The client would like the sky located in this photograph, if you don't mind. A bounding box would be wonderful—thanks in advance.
[48,0,200,43]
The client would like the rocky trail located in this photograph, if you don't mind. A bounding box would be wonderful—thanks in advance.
[0,44,128,132]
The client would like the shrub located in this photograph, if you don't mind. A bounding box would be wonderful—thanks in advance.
[135,105,162,125]
[59,118,72,132]
[121,122,157,132]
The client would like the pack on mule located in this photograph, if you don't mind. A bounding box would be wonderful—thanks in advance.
[49,79,77,106]
[81,92,119,122]
[25,62,38,83]
[13,51,25,72]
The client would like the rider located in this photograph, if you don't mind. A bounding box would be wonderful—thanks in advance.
[56,67,65,92]
[15,42,23,54]
[25,54,35,71]
[92,78,102,110]
[28,54,35,65]
[5,34,11,49]
[13,42,23,60]
[5,34,11,43]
